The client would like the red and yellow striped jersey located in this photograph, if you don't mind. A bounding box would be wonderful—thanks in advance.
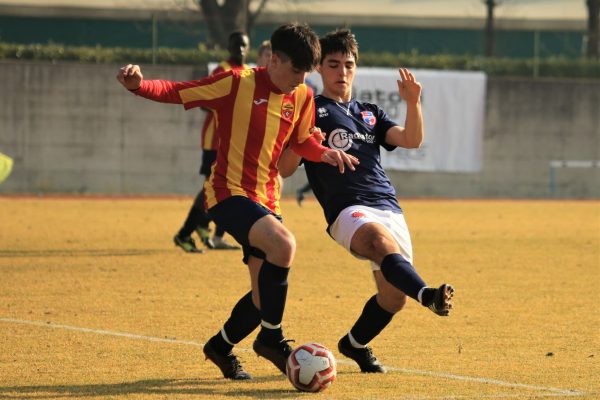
[134,67,317,215]
[201,60,248,151]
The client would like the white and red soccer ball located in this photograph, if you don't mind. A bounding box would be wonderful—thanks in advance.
[286,342,337,392]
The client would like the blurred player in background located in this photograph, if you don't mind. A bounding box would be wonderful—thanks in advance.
[173,31,250,253]
[0,152,13,184]
[279,29,454,373]
[117,23,358,380]
[256,40,272,67]
[295,181,312,206]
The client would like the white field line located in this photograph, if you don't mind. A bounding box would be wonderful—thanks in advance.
[0,317,586,397]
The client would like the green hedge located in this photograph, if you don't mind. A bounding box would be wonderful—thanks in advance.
[1,42,598,79]
[0,42,227,66]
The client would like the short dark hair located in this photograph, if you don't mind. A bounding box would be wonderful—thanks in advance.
[270,23,320,72]
[228,31,247,44]
[319,29,359,64]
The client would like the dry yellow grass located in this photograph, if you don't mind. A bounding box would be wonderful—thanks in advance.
[0,197,598,399]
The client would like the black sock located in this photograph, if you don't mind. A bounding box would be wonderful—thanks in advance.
[256,260,289,344]
[379,253,426,302]
[208,332,232,355]
[348,295,394,346]
[223,291,261,344]
[209,291,261,355]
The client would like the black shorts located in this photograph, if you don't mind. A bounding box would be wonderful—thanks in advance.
[199,150,217,177]
[207,196,283,264]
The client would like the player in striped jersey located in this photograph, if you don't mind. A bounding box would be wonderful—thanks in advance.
[117,23,358,380]
[174,31,250,253]
[279,29,454,374]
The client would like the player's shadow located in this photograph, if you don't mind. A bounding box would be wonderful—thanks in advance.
[0,376,301,399]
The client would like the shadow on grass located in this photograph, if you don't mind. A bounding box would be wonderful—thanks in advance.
[0,249,168,258]
[0,376,304,399]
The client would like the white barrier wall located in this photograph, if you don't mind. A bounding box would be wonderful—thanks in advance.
[307,68,486,172]
[0,61,598,198]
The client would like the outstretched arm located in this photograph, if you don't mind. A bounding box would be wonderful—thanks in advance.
[279,128,325,178]
[291,129,359,174]
[117,64,143,90]
[385,68,424,149]
[278,148,302,178]
[116,63,192,104]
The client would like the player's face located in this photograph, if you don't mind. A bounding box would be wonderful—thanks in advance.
[319,52,356,102]
[269,53,308,94]
[228,34,250,65]
[257,48,272,67]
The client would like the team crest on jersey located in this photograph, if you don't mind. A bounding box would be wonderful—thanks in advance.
[281,100,295,120]
[361,111,376,126]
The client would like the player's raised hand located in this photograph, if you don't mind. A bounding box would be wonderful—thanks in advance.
[397,67,422,105]
[321,148,359,174]
[117,64,143,90]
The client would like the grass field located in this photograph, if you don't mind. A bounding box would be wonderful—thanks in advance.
[0,197,598,399]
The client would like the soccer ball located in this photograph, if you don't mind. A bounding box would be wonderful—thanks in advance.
[286,342,337,392]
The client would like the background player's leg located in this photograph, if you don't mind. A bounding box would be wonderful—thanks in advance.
[173,190,205,253]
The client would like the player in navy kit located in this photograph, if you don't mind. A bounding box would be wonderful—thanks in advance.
[279,29,454,373]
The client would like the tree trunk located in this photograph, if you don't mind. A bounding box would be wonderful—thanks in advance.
[587,0,600,58]
[198,0,264,49]
[484,0,497,57]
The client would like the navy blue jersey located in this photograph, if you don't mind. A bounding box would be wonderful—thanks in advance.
[304,95,402,226]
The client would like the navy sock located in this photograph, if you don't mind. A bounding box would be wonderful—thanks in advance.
[348,295,394,346]
[210,291,261,355]
[257,260,289,344]
[379,253,426,302]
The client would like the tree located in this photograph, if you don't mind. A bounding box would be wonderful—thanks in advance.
[198,0,269,48]
[586,0,599,58]
[483,0,502,57]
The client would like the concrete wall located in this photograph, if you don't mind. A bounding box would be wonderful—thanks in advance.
[0,60,598,198]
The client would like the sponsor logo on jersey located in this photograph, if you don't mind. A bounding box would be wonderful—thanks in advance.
[327,127,376,150]
[328,128,353,151]
[361,111,376,126]
[282,100,295,120]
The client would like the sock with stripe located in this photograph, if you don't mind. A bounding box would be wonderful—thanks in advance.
[348,295,394,346]
[209,291,261,354]
[256,260,289,344]
[380,253,428,303]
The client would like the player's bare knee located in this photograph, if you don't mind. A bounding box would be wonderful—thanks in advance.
[369,234,398,261]
[378,290,407,313]
[268,231,296,267]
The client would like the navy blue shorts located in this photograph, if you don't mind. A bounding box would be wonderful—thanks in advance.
[207,196,282,264]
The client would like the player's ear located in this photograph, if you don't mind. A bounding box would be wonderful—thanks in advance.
[270,52,280,69]
[316,64,321,74]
